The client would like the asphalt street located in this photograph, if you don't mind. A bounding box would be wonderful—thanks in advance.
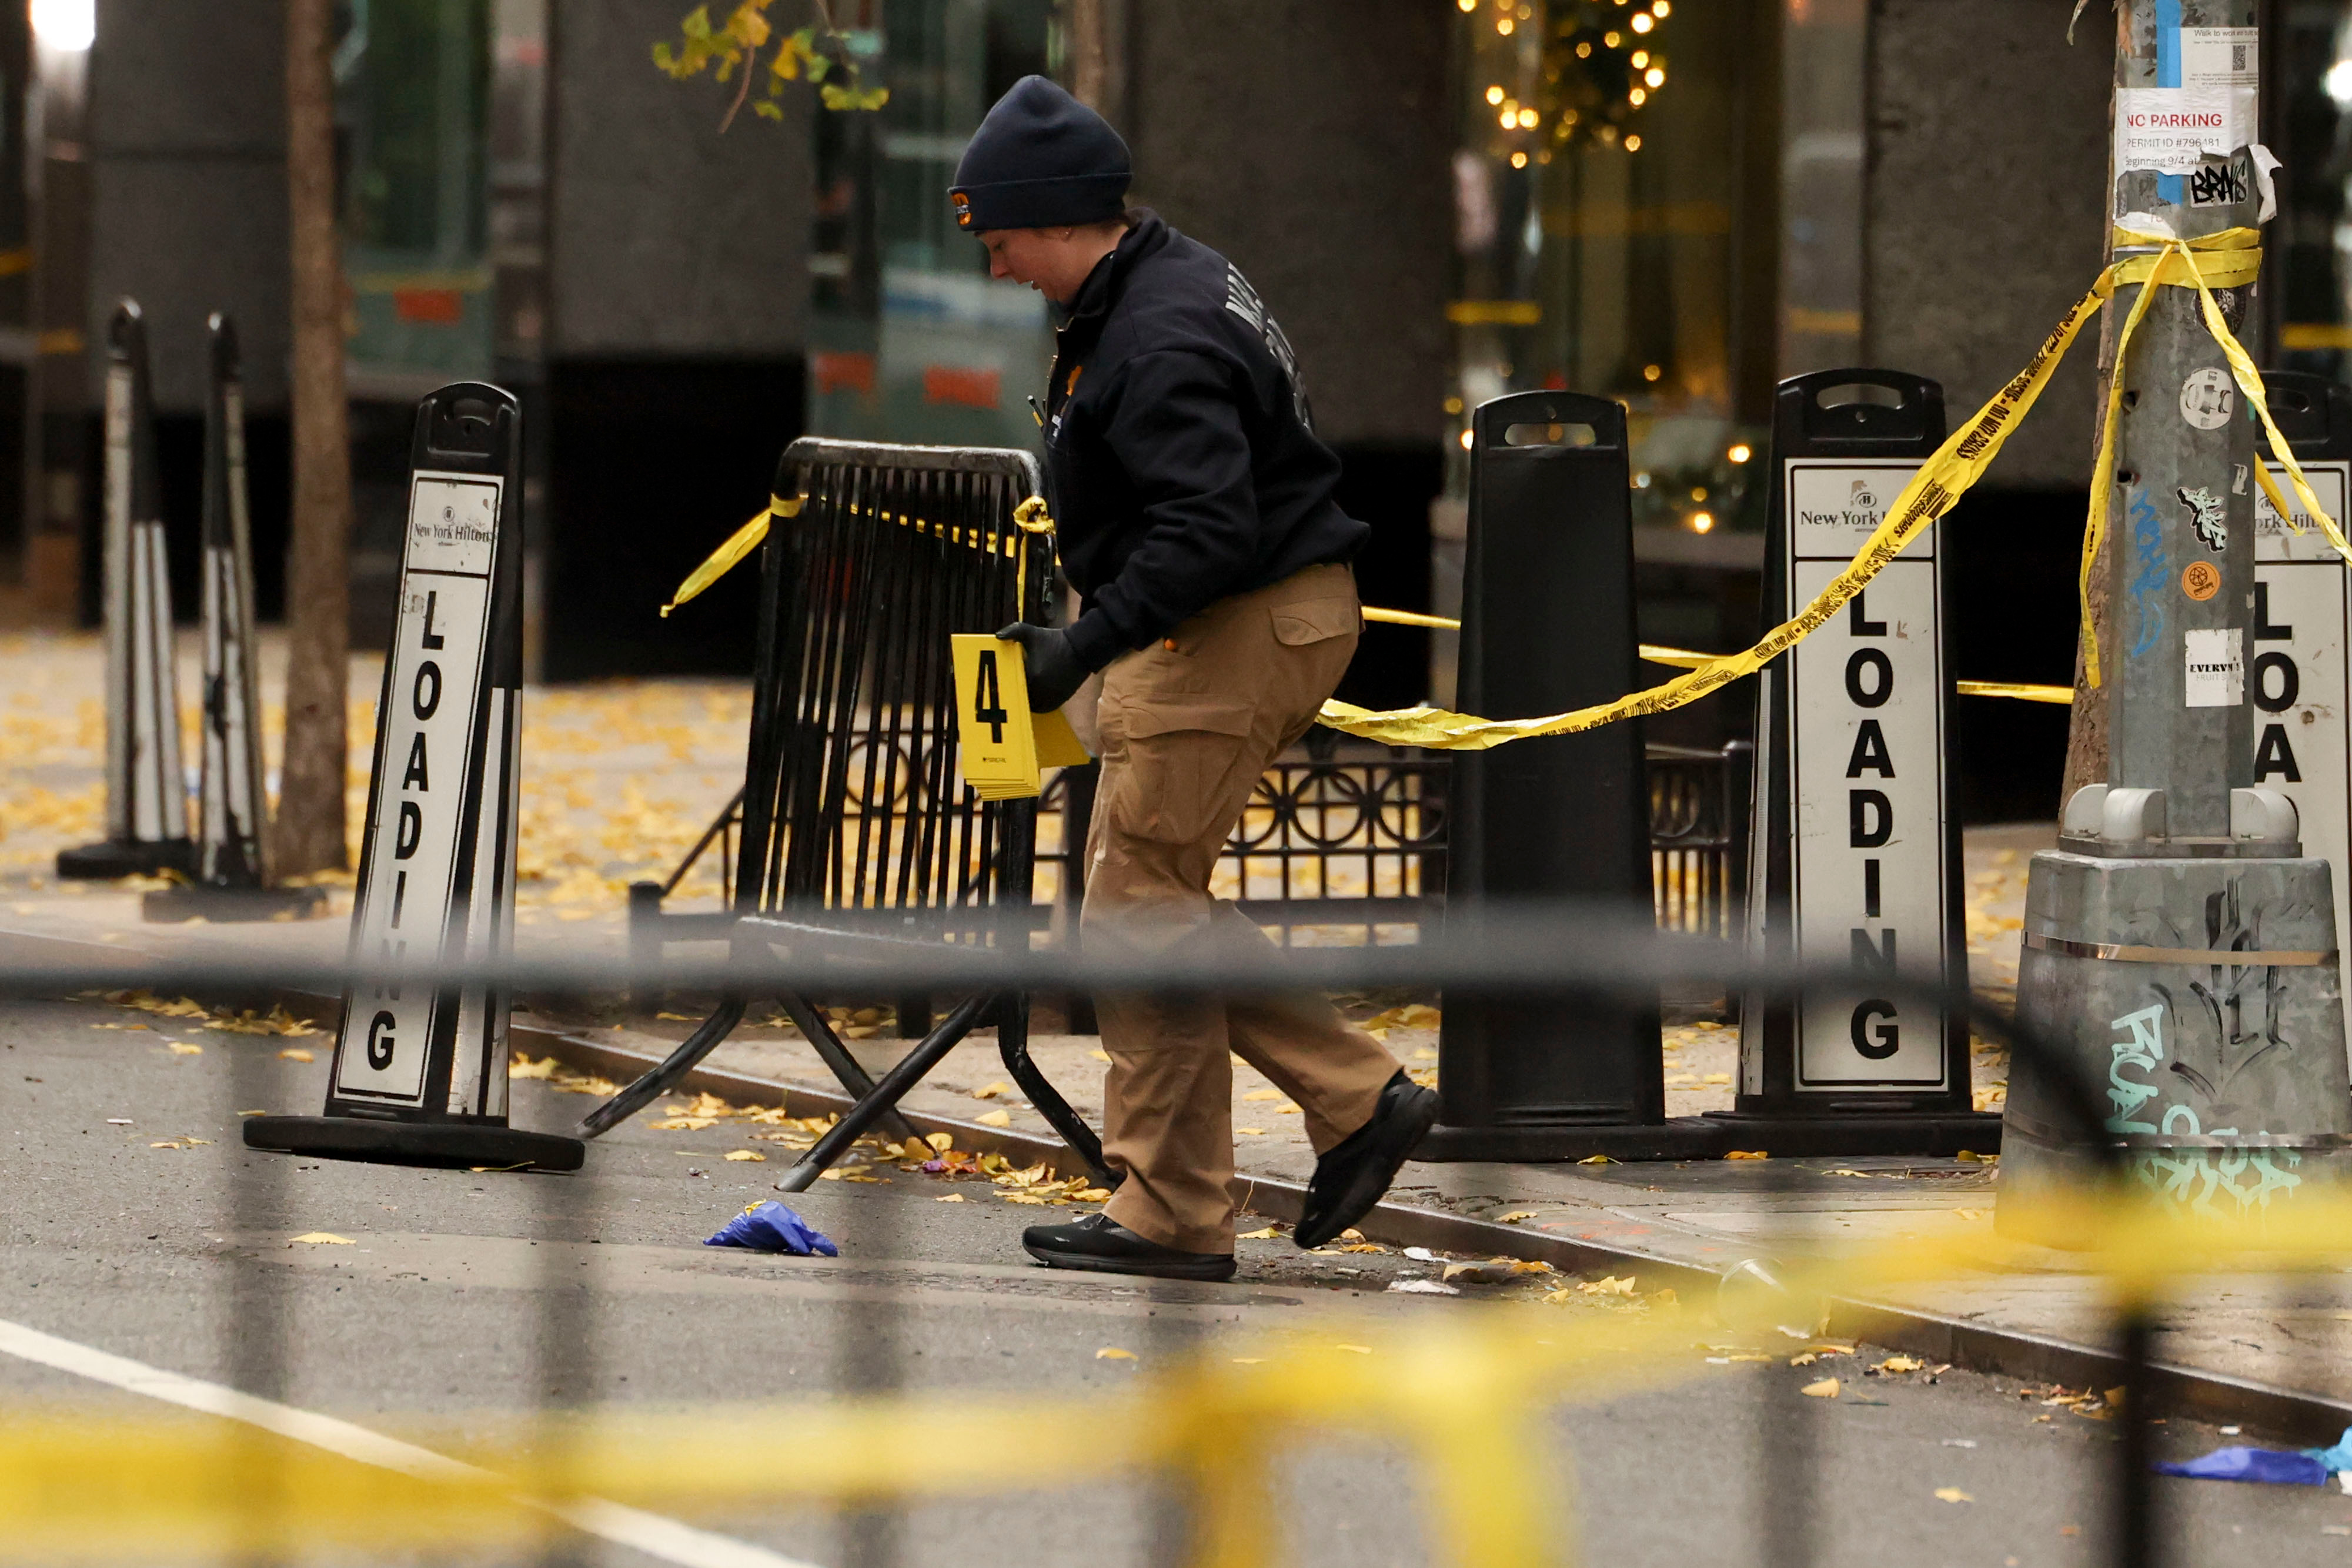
[8,991,2351,1567]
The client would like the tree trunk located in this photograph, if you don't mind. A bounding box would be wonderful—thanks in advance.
[276,0,355,877]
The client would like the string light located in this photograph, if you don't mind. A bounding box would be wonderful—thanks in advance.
[1728,443,1753,463]
[1653,0,1669,14]
[1458,0,1476,11]
[1518,106,1539,128]
[1642,363,1662,382]
[1631,50,1649,66]
[1510,150,1529,168]
[1624,133,1642,150]
[1575,39,1592,56]
[1486,84,1506,104]
[1690,511,1715,533]
[1632,11,1655,32]
[1629,86,1646,105]
[1498,15,1514,32]
[1603,29,1621,45]
[1645,66,1665,87]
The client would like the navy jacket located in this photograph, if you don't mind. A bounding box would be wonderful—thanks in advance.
[1043,213,1368,670]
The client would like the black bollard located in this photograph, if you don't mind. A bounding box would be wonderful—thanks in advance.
[58,302,194,881]
[247,383,581,1172]
[1706,369,1995,1155]
[1418,391,1719,1161]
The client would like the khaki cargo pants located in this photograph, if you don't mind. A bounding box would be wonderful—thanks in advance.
[1080,563,1402,1253]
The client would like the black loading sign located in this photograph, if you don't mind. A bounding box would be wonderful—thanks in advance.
[328,473,517,1118]
[1780,461,1954,1090]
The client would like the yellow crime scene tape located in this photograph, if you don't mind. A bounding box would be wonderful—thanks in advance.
[1359,607,2076,704]
[660,494,1058,618]
[663,229,2323,740]
[11,1182,2352,1566]
[1323,225,2344,749]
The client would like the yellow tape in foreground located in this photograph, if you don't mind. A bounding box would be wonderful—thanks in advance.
[16,1187,2352,1563]
[1327,226,2338,749]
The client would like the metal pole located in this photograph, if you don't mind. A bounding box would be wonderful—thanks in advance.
[2006,8,2352,1560]
[2102,0,2259,821]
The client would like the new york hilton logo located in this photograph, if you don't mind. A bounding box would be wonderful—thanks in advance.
[1798,479,1885,530]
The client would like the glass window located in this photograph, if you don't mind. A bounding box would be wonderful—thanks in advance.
[2274,2,2352,375]
[1449,0,1773,539]
[810,0,1055,449]
[336,0,495,387]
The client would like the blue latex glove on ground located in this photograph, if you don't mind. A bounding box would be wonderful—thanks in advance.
[2153,1426,2352,1487]
[704,1200,838,1256]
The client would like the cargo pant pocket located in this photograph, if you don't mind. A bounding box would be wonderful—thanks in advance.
[1109,697,1259,848]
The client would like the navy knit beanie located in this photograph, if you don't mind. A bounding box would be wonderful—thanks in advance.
[950,75,1130,233]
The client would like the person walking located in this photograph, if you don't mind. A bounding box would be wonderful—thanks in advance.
[954,76,1438,1282]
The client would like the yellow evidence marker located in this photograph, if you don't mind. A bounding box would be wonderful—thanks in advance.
[950,633,1091,800]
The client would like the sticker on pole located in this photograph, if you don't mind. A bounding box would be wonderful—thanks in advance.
[2184,626,2244,708]
[950,634,1090,801]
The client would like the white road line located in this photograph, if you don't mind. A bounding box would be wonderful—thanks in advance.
[0,1316,823,1568]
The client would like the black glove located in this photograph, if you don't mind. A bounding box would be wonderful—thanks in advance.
[994,621,1090,713]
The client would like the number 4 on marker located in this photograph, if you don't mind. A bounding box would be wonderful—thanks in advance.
[974,648,1009,744]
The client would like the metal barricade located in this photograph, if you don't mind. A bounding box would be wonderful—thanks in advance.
[582,438,1110,1187]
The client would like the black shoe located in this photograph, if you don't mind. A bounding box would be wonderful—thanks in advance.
[1294,1071,1439,1248]
[1023,1212,1238,1282]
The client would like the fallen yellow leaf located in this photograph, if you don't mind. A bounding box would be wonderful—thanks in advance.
[508,1055,557,1079]
[1339,1229,1365,1241]
[1576,1275,1638,1296]
[926,1131,954,1151]
[724,1150,766,1162]
[1095,1347,1137,1361]
[1576,1154,1616,1165]
[1878,1356,1925,1374]
[167,1042,202,1056]
[971,1082,1010,1100]
[1089,1049,1110,1062]
[974,1109,1013,1128]
[1495,1210,1539,1223]
[934,1193,965,1202]
[1934,1488,1973,1504]
[1800,1378,1839,1398]
[1725,1150,1770,1161]
[1789,1353,1819,1366]
[1238,1226,1282,1240]
[1241,1089,1284,1101]
[1235,1127,1267,1136]
[290,1233,354,1246]
[279,1048,315,1063]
